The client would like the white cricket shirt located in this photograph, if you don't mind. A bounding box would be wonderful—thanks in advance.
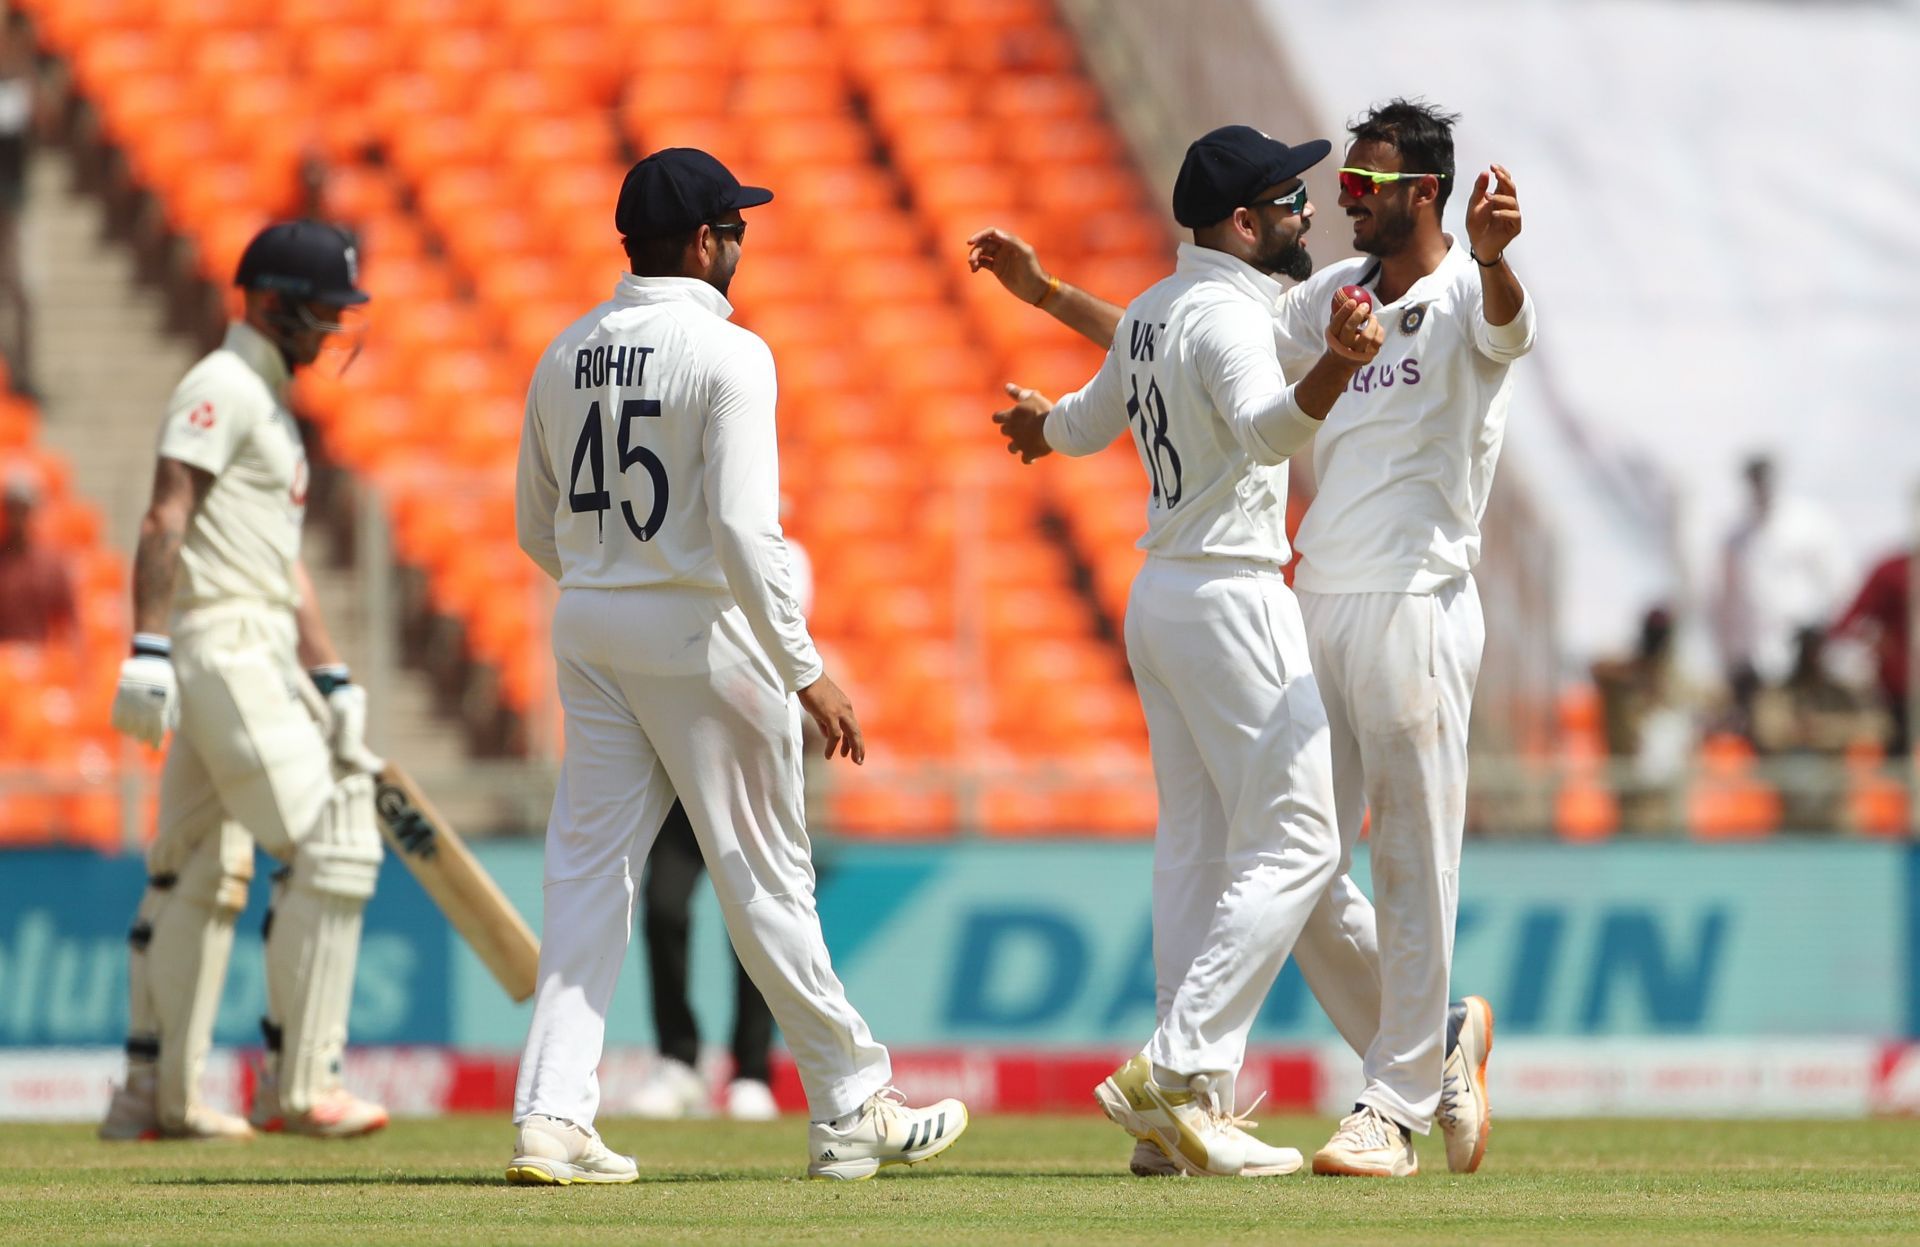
[517,274,822,692]
[1274,238,1537,595]
[155,321,307,612]
[1043,244,1324,565]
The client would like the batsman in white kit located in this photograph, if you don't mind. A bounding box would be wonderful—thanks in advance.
[507,148,967,1185]
[100,221,390,1141]
[994,127,1385,1178]
[975,100,1532,1177]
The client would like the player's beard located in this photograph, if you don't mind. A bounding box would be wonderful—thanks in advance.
[1254,236,1313,282]
[1354,203,1416,257]
[709,249,740,298]
[1251,217,1313,282]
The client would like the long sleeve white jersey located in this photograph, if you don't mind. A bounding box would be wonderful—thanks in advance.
[1273,238,1538,595]
[1042,244,1326,565]
[154,321,307,613]
[517,274,823,693]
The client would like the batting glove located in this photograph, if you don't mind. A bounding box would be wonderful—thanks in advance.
[311,665,385,775]
[110,634,179,747]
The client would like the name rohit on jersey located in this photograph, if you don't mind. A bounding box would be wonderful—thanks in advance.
[574,344,655,390]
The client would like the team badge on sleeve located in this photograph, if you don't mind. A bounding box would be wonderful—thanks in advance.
[187,400,216,429]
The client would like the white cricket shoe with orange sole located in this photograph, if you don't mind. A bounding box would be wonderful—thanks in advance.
[1438,995,1494,1173]
[1312,1104,1419,1177]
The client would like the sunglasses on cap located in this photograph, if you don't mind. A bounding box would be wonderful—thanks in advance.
[1337,168,1450,198]
[1245,183,1309,216]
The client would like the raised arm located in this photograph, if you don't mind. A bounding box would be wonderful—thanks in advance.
[1465,164,1536,360]
[967,227,1125,349]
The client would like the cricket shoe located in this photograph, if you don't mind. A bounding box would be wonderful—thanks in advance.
[1093,1054,1301,1178]
[98,1068,252,1142]
[806,1086,968,1180]
[726,1078,779,1122]
[251,1077,389,1138]
[1312,1104,1419,1177]
[1438,995,1494,1173]
[629,1056,708,1119]
[505,1114,638,1185]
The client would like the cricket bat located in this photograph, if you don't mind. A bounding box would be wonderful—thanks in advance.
[372,763,540,1003]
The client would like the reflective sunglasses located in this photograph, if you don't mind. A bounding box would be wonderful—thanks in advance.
[1246,183,1309,216]
[1336,167,1450,198]
[707,220,748,241]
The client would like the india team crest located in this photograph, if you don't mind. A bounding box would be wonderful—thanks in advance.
[1399,304,1428,335]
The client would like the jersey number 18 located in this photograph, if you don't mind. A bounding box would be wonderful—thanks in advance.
[568,399,668,542]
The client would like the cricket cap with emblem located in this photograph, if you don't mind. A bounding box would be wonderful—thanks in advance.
[616,148,774,240]
[1172,125,1332,228]
[234,220,370,305]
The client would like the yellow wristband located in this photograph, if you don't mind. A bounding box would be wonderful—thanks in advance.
[1035,274,1062,309]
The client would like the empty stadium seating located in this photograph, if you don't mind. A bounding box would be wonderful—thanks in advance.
[17,0,1171,836]
[0,384,154,848]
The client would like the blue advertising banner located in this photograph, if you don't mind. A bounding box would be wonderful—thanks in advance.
[0,839,1909,1050]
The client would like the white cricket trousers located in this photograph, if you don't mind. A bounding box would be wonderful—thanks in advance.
[1126,557,1340,1086]
[513,586,892,1127]
[1297,576,1484,1132]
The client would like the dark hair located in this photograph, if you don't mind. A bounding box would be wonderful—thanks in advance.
[1349,98,1460,216]
[623,228,701,277]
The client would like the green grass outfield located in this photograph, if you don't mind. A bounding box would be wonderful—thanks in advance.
[5,1114,1919,1246]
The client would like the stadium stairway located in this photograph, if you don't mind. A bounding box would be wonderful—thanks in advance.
[21,142,493,834]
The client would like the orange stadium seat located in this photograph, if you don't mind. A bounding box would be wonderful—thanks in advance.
[1687,733,1782,839]
[1844,741,1909,836]
[26,0,1195,839]
[829,783,957,839]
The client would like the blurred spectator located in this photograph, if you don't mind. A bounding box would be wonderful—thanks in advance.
[1715,455,1848,740]
[0,470,74,641]
[1592,606,1697,832]
[1831,548,1911,754]
[285,150,359,251]
[1752,627,1878,829]
[0,9,38,398]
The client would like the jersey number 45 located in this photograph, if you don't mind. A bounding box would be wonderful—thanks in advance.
[569,399,668,542]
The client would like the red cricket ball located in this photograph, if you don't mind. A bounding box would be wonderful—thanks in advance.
[1336,284,1374,311]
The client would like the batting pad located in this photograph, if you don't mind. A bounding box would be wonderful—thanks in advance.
[134,826,249,1131]
[264,774,382,1114]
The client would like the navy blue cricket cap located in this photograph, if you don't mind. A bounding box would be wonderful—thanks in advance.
[616,148,774,241]
[234,220,369,305]
[1171,125,1332,229]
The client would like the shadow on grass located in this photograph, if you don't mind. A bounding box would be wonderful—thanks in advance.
[147,1169,1128,1188]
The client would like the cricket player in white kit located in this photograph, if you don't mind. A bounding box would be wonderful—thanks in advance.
[100,222,390,1142]
[508,148,966,1185]
[974,99,1531,1177]
[995,127,1385,1178]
